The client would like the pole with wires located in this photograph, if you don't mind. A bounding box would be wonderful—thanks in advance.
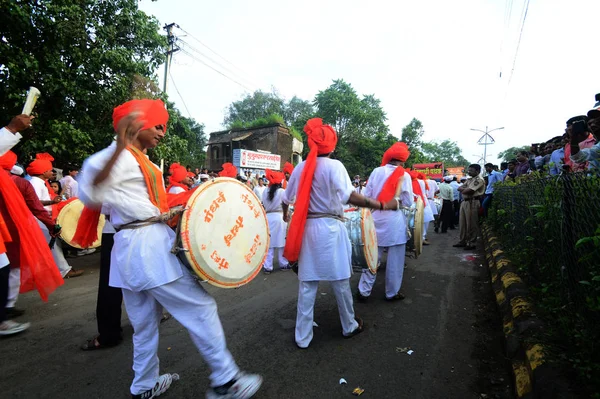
[163,23,178,93]
[471,126,504,165]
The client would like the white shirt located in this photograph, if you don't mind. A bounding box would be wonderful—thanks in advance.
[262,187,285,213]
[60,175,79,198]
[0,127,22,156]
[168,185,186,195]
[426,179,439,199]
[30,176,52,213]
[262,187,287,247]
[253,185,266,201]
[78,143,183,291]
[363,165,413,246]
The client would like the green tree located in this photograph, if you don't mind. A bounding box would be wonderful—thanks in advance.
[223,90,286,127]
[497,145,531,162]
[0,0,167,165]
[400,118,427,167]
[421,139,470,167]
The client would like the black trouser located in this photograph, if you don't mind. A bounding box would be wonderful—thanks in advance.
[96,234,122,345]
[0,266,9,323]
[440,199,454,233]
[453,200,460,227]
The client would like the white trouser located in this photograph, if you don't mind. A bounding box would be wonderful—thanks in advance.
[423,221,430,240]
[6,267,20,308]
[295,279,358,348]
[122,265,239,395]
[358,245,406,299]
[0,253,8,268]
[38,220,72,277]
[263,247,289,271]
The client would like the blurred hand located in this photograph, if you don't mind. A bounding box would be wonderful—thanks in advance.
[6,114,34,133]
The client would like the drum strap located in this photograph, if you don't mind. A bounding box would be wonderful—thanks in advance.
[115,206,185,232]
[306,212,346,222]
[266,210,283,214]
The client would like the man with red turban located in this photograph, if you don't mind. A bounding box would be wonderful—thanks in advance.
[283,118,401,349]
[218,162,237,178]
[27,153,82,278]
[357,142,414,302]
[261,169,289,274]
[77,99,262,399]
[282,162,294,189]
[166,163,191,194]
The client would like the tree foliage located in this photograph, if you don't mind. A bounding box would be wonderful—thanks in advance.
[497,145,531,162]
[421,140,470,167]
[400,118,427,167]
[0,0,204,168]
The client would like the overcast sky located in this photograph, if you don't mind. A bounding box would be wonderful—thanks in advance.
[140,0,600,164]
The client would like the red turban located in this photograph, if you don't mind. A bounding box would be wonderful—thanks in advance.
[381,142,410,166]
[284,118,337,262]
[417,172,429,190]
[26,153,54,175]
[304,118,337,155]
[283,162,294,175]
[0,151,18,171]
[112,99,169,132]
[218,163,237,178]
[187,172,195,178]
[377,142,410,203]
[265,169,285,186]
[407,170,427,205]
[169,165,187,184]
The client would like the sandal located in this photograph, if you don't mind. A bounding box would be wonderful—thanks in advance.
[343,317,364,339]
[161,313,172,323]
[385,292,406,301]
[81,336,119,351]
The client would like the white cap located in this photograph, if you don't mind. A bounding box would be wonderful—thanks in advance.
[11,165,24,176]
[443,175,453,182]
[199,174,209,179]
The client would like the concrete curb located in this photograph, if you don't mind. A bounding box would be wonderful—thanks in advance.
[481,224,572,399]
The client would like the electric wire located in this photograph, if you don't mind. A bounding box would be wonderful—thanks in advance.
[178,48,253,91]
[169,71,192,117]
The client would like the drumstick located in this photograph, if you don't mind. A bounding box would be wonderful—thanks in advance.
[22,86,41,116]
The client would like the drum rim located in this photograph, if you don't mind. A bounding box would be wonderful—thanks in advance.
[414,198,425,257]
[179,177,269,288]
[56,199,105,249]
[359,208,379,274]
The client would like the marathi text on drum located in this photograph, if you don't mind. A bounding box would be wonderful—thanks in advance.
[224,216,244,247]
[210,249,230,270]
[241,193,261,219]
[203,191,227,223]
[244,234,263,264]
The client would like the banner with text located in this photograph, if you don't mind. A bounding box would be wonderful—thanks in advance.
[233,149,281,170]
[445,166,465,179]
[412,162,444,181]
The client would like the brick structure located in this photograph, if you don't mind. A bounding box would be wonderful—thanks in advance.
[206,124,303,172]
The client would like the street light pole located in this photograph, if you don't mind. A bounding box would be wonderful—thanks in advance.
[470,126,504,164]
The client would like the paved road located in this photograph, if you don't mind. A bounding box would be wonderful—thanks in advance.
[0,228,513,399]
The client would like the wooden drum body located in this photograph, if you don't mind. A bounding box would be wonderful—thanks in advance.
[56,199,105,249]
[344,208,378,274]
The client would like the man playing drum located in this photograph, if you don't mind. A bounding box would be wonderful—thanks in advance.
[283,118,401,349]
[356,142,414,302]
[78,99,262,399]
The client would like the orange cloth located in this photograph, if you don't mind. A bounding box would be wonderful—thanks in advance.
[283,162,294,175]
[0,167,63,301]
[0,150,17,171]
[112,99,169,132]
[218,163,237,178]
[378,142,410,203]
[417,172,429,191]
[167,164,189,192]
[127,146,169,213]
[265,169,285,186]
[71,206,102,248]
[407,170,427,205]
[284,118,337,262]
[26,153,54,176]
[0,213,11,254]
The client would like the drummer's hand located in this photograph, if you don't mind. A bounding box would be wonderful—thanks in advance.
[115,112,144,150]
[52,196,62,203]
[50,225,61,237]
[6,114,34,134]
[383,199,399,211]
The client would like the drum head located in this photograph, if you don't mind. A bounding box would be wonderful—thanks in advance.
[56,199,105,249]
[179,177,269,288]
[360,208,379,273]
[414,198,425,257]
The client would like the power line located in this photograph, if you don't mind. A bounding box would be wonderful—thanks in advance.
[178,48,253,91]
[169,71,192,117]
[507,0,531,86]
[176,26,261,87]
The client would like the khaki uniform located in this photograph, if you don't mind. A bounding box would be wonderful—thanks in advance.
[459,176,485,246]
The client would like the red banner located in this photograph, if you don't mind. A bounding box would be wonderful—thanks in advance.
[412,162,444,180]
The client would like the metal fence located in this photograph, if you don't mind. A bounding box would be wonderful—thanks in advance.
[488,172,600,390]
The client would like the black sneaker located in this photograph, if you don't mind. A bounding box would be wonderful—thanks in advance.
[355,292,369,302]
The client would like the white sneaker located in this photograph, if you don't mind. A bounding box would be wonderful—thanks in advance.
[206,372,263,399]
[0,320,31,336]
[132,373,179,399]
[77,248,97,256]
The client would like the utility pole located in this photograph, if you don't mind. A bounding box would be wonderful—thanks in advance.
[163,23,179,93]
[470,126,504,165]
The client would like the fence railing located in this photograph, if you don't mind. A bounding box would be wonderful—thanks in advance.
[488,171,600,392]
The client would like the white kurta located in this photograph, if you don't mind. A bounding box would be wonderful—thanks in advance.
[29,176,52,213]
[253,185,266,201]
[262,187,287,248]
[426,179,439,216]
[78,142,183,292]
[418,180,435,223]
[0,127,22,157]
[363,166,413,246]
[60,175,79,198]
[283,157,354,282]
[167,185,186,195]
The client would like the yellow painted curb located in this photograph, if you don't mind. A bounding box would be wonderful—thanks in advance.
[503,319,514,335]
[526,344,545,371]
[513,361,533,397]
[493,249,504,257]
[491,270,498,283]
[496,258,510,270]
[501,272,523,289]
[511,297,533,319]
[495,289,506,305]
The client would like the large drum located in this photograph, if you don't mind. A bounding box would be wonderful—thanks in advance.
[175,177,270,288]
[406,197,425,258]
[56,199,105,249]
[344,208,378,274]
